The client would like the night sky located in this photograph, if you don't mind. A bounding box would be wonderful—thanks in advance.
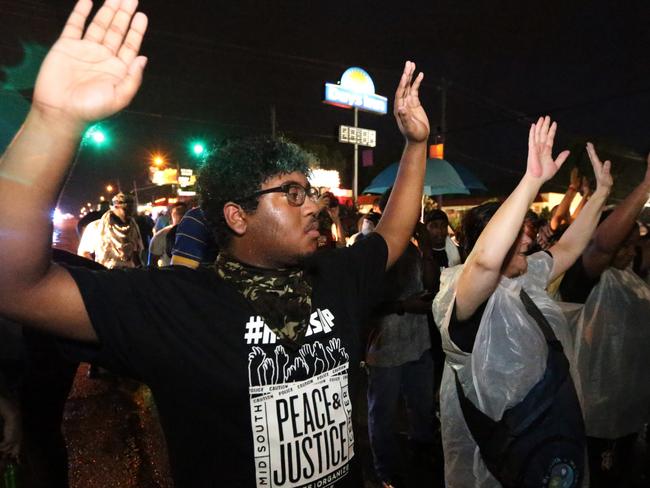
[1,0,649,212]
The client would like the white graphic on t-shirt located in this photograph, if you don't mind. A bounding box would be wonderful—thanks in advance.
[245,316,277,345]
[244,309,335,345]
[305,308,335,336]
[248,335,353,487]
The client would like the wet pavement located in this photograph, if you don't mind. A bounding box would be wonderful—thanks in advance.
[63,365,172,488]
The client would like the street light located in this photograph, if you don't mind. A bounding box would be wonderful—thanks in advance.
[106,184,114,193]
[152,154,166,167]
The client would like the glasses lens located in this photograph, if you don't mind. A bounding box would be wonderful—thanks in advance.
[307,187,320,201]
[285,184,305,205]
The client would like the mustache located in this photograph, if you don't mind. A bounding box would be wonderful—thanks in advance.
[304,218,319,233]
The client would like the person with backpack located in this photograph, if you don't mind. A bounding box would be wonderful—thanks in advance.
[432,118,612,487]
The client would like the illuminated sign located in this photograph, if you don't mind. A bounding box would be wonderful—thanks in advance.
[151,168,178,186]
[309,169,341,189]
[178,168,196,188]
[323,67,387,114]
[339,125,376,147]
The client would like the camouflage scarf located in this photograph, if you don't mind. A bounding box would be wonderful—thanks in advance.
[215,253,312,342]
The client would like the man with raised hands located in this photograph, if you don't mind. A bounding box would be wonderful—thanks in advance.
[0,1,430,485]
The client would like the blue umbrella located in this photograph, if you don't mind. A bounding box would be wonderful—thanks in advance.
[363,158,487,196]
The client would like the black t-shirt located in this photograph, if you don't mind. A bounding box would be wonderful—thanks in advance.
[558,256,601,304]
[431,248,449,269]
[63,233,388,487]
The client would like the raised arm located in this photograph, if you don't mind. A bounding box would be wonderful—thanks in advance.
[547,143,612,281]
[375,61,429,269]
[0,0,148,340]
[581,149,650,277]
[455,116,569,320]
[570,176,592,220]
[550,167,580,231]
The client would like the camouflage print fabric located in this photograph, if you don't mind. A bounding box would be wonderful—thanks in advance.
[215,253,312,342]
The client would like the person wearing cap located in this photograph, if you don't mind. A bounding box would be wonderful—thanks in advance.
[424,209,461,275]
[78,192,143,268]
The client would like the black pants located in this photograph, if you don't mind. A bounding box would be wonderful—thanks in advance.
[21,328,78,488]
[587,433,638,488]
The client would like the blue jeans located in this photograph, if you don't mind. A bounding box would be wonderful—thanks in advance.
[367,350,435,481]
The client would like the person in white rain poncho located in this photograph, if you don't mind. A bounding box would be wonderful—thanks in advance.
[559,149,650,487]
[432,117,612,488]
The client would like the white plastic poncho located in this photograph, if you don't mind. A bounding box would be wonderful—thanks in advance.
[432,252,578,488]
[571,267,650,439]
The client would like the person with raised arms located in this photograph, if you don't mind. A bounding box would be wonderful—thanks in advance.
[0,0,430,485]
[433,117,612,487]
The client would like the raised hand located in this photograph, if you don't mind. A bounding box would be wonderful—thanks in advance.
[286,358,308,382]
[32,0,148,127]
[526,116,570,182]
[274,346,289,383]
[394,61,429,144]
[580,176,592,197]
[313,341,330,370]
[248,346,266,386]
[299,343,316,374]
[569,167,581,190]
[326,338,349,366]
[262,358,275,386]
[585,143,613,195]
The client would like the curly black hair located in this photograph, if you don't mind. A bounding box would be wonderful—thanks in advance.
[197,136,316,248]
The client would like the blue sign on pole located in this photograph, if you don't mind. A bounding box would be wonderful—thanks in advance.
[323,67,387,114]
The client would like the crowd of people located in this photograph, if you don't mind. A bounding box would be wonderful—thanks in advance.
[1,1,650,487]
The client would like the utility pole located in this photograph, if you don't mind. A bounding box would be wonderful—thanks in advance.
[440,77,448,137]
[353,107,359,202]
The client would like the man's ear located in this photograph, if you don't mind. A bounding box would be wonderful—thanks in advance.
[223,202,248,236]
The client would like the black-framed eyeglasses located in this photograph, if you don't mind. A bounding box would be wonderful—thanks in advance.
[242,182,320,207]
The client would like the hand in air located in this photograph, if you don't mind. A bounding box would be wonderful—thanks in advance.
[526,116,570,182]
[394,61,430,144]
[585,143,613,195]
[33,0,148,126]
[569,167,580,190]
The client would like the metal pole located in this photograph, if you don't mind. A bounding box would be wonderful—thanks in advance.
[353,107,359,202]
[132,180,139,208]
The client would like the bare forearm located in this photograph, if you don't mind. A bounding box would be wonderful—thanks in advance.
[469,174,541,271]
[550,188,577,230]
[375,142,427,267]
[550,188,608,277]
[0,109,83,291]
[594,181,650,253]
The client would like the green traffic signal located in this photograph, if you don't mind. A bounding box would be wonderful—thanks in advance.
[191,141,205,156]
[92,130,106,144]
[84,125,108,147]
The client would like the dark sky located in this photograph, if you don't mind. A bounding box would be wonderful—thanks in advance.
[1,0,649,212]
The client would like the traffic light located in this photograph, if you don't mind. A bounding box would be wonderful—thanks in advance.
[83,124,108,147]
[191,141,205,157]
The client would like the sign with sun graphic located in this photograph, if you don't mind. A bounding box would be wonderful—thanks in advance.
[323,67,387,114]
